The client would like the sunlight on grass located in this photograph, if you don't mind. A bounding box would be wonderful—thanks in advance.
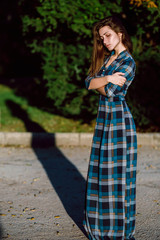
[0,84,95,132]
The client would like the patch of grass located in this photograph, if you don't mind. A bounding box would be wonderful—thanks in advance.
[0,84,95,132]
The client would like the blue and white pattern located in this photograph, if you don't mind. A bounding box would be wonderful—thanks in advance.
[83,50,137,240]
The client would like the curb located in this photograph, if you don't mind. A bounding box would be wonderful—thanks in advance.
[0,132,160,147]
[0,132,92,147]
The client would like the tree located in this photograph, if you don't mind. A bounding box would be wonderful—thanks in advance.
[20,0,122,117]
[20,0,160,130]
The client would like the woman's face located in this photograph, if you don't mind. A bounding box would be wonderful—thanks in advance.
[99,25,121,51]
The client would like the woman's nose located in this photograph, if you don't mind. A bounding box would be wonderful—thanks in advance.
[103,37,107,44]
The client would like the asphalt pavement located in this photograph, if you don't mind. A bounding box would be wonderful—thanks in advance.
[0,145,159,240]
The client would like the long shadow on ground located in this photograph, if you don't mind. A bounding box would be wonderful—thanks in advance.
[6,99,87,237]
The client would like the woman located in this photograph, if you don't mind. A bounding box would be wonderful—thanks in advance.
[83,16,137,240]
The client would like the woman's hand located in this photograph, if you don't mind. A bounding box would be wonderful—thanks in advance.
[107,72,126,87]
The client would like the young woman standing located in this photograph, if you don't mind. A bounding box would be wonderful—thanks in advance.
[83,16,137,240]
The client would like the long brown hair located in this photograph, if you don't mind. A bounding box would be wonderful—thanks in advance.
[89,16,133,76]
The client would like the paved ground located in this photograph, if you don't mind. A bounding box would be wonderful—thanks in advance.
[0,145,159,240]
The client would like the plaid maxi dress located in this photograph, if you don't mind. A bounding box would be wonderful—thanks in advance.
[83,50,137,240]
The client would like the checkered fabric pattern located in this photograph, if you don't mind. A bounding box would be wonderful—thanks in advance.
[83,50,137,240]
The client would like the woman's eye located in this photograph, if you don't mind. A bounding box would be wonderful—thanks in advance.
[106,34,110,37]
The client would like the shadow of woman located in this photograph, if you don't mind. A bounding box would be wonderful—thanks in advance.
[6,99,87,236]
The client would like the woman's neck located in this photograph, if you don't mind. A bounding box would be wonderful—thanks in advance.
[114,44,126,57]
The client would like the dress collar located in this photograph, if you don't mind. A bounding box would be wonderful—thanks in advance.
[110,49,128,59]
[103,49,128,68]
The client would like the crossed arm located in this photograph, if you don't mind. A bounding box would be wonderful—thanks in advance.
[85,59,136,97]
[88,72,126,96]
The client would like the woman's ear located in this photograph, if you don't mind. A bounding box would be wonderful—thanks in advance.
[118,32,123,41]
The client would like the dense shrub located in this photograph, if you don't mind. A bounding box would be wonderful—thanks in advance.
[19,0,122,116]
[20,0,160,131]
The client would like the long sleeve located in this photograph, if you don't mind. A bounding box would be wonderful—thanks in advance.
[85,58,108,90]
[85,74,95,90]
[104,59,136,97]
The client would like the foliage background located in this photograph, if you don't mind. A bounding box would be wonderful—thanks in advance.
[0,0,160,132]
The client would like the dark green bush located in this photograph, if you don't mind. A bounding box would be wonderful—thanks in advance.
[19,0,122,116]
[20,0,160,131]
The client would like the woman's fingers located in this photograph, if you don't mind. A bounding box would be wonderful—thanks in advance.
[114,72,125,76]
[117,77,126,86]
[117,78,126,86]
[113,72,126,83]
[108,72,126,86]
